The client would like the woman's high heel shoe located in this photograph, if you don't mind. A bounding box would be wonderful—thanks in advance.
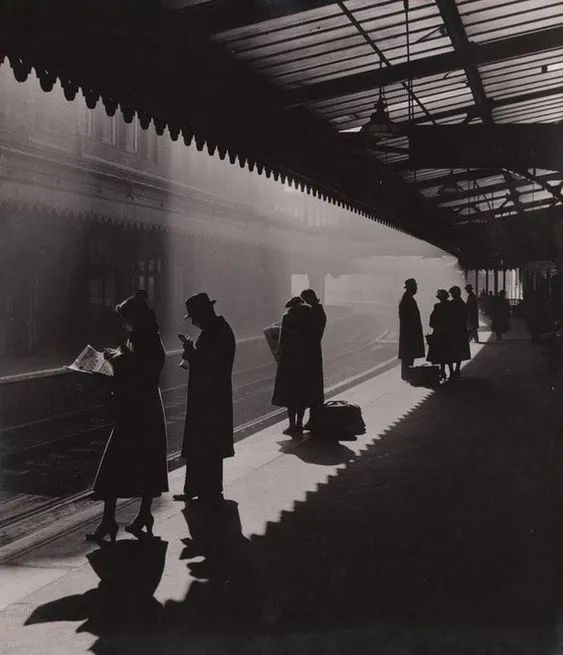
[85,521,118,545]
[125,514,154,539]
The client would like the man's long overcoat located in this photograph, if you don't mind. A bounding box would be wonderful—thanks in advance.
[182,315,236,460]
[398,293,425,361]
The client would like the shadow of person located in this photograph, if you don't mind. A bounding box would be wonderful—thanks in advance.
[163,500,260,631]
[277,435,357,466]
[25,539,168,642]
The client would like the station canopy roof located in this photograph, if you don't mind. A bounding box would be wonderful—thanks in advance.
[1,0,562,268]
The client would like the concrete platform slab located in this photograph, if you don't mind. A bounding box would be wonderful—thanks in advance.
[0,326,560,654]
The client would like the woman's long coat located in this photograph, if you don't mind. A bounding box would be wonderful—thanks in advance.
[427,301,452,365]
[308,303,327,407]
[182,316,236,461]
[448,297,471,362]
[93,330,168,499]
[398,293,425,361]
[272,304,322,408]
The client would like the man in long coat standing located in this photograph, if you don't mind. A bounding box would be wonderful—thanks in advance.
[398,278,425,381]
[177,293,236,503]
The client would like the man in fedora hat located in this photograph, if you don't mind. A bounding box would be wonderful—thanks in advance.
[175,293,236,503]
[398,278,425,381]
[465,284,479,343]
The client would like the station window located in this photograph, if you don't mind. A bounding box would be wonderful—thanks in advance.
[88,272,115,307]
[136,258,157,303]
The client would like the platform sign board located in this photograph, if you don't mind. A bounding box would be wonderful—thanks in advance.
[409,125,563,170]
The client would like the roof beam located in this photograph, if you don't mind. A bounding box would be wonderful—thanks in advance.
[433,171,563,204]
[335,83,563,134]
[414,169,501,190]
[172,0,338,34]
[434,0,525,219]
[285,25,563,106]
[409,84,563,126]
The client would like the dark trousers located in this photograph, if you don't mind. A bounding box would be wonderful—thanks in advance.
[184,455,224,500]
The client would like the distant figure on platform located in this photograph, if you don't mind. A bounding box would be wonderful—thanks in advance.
[88,290,168,544]
[177,293,235,503]
[486,291,495,317]
[398,278,425,381]
[492,290,510,340]
[465,284,479,343]
[300,288,326,424]
[427,289,452,381]
[448,285,471,377]
[272,296,319,436]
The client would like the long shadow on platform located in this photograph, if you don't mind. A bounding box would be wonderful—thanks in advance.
[25,338,562,653]
[24,539,168,646]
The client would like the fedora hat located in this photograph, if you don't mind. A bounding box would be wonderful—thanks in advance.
[184,292,216,319]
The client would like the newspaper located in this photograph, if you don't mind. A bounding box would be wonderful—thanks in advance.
[263,322,281,363]
[66,345,114,377]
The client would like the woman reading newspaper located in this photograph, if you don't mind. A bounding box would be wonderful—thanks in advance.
[86,290,168,544]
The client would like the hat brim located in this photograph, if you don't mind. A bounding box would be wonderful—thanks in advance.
[184,299,216,319]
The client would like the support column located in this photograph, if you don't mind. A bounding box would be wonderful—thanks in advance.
[485,270,489,293]
[494,269,499,294]
[475,269,479,294]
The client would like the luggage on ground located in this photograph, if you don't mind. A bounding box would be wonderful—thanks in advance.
[408,364,441,388]
[307,400,366,440]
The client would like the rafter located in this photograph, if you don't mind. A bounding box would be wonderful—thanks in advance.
[172,0,338,34]
[434,0,524,220]
[285,25,563,106]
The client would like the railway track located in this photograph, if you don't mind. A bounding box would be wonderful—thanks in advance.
[0,324,398,545]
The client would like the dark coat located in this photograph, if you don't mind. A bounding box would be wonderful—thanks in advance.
[308,302,327,407]
[466,292,479,329]
[492,297,510,334]
[182,315,236,460]
[272,304,322,408]
[448,297,471,362]
[398,292,425,361]
[427,301,452,365]
[93,330,168,499]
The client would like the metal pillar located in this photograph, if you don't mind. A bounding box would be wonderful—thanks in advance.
[485,270,489,293]
[494,269,499,294]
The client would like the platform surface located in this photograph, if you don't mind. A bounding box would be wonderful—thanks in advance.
[1,326,561,654]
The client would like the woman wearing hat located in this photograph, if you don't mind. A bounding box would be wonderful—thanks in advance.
[427,289,453,380]
[87,290,168,544]
[448,285,471,377]
[272,296,319,436]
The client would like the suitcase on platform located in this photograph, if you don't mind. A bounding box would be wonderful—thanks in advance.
[408,364,441,388]
[307,400,366,440]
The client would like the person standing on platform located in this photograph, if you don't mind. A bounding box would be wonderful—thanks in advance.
[448,285,472,377]
[492,290,511,340]
[398,278,425,381]
[465,284,479,343]
[427,289,452,381]
[300,288,327,427]
[272,296,317,436]
[176,293,236,503]
[88,290,168,544]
